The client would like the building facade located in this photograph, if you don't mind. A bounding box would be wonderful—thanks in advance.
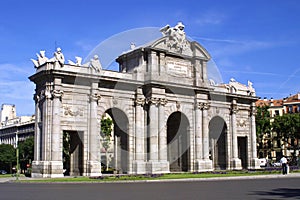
[0,104,35,147]
[256,94,300,160]
[29,23,260,178]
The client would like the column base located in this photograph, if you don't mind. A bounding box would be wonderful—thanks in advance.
[249,158,261,170]
[133,160,147,174]
[146,160,170,174]
[86,161,102,177]
[31,161,64,178]
[195,159,213,172]
[231,158,242,170]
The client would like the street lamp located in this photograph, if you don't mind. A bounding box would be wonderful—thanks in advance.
[14,131,19,181]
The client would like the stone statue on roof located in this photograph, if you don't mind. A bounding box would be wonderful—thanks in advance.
[160,22,188,53]
[31,50,49,68]
[53,47,65,66]
[68,56,82,66]
[83,55,102,72]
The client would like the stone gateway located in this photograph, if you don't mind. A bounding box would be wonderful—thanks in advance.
[29,22,260,178]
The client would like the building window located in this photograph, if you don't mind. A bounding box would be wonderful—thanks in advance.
[297,105,300,113]
[275,110,279,116]
[289,106,293,113]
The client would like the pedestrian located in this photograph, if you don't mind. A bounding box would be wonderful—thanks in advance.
[280,156,288,175]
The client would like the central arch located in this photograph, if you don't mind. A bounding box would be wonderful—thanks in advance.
[167,111,190,172]
[102,108,129,174]
[209,116,227,170]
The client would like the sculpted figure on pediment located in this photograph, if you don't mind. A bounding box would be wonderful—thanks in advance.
[160,22,189,53]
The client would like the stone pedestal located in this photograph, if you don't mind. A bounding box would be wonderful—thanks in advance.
[86,161,102,177]
[133,160,147,174]
[195,159,213,172]
[146,161,170,174]
[31,161,64,178]
[250,158,261,170]
[231,158,242,170]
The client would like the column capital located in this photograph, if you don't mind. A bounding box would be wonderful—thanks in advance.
[250,105,257,116]
[52,89,64,99]
[33,93,40,103]
[135,98,145,106]
[160,98,168,106]
[146,97,160,106]
[197,102,210,110]
[231,104,238,114]
[90,93,101,104]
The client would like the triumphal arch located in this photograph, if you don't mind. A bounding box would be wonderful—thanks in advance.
[29,22,260,177]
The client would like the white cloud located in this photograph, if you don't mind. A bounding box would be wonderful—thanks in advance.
[74,40,95,52]
[194,11,226,25]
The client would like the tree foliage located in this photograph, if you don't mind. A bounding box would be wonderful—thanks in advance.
[0,144,16,164]
[256,106,271,137]
[0,144,16,172]
[272,113,300,142]
[100,117,113,151]
[18,136,34,163]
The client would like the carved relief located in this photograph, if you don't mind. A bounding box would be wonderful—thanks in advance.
[237,119,247,127]
[64,106,84,117]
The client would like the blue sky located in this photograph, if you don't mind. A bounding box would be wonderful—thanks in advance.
[1,0,300,115]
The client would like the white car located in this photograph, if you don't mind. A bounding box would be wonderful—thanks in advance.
[272,162,281,167]
[259,158,267,167]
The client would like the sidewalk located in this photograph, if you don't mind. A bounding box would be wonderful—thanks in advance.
[1,172,300,183]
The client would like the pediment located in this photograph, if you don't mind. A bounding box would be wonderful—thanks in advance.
[148,36,211,60]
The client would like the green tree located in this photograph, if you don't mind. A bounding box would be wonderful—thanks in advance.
[18,136,34,171]
[255,105,271,158]
[272,113,300,157]
[100,116,113,171]
[0,144,16,173]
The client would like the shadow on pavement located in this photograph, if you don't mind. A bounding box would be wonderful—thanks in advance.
[250,188,300,199]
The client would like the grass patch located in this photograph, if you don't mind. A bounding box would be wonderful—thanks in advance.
[18,169,298,183]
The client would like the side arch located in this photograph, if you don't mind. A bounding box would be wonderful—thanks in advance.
[167,111,190,172]
[209,116,228,170]
[101,107,129,173]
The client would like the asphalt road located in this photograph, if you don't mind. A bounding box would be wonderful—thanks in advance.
[1,177,300,200]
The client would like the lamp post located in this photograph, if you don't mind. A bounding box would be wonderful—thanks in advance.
[15,131,19,181]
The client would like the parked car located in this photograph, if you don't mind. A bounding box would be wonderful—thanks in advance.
[0,170,7,175]
[259,158,267,167]
[272,161,282,167]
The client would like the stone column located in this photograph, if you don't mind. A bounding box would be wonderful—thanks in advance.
[158,98,169,173]
[231,99,242,170]
[133,92,146,174]
[202,102,213,170]
[158,98,167,161]
[87,82,102,176]
[195,102,203,171]
[250,102,260,169]
[33,93,40,162]
[148,97,159,161]
[48,78,64,177]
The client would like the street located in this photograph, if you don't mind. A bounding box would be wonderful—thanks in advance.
[0,176,299,200]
